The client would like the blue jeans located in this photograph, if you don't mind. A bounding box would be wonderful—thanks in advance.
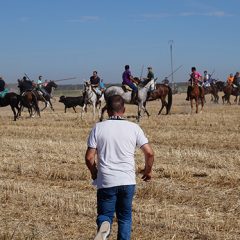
[127,82,138,92]
[97,185,136,240]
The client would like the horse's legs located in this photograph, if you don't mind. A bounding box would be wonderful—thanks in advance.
[10,105,17,121]
[49,100,54,111]
[158,99,165,115]
[18,105,24,117]
[98,102,102,119]
[137,104,141,122]
[227,95,231,105]
[93,103,96,120]
[222,95,225,104]
[200,97,204,112]
[196,98,199,113]
[41,100,48,111]
[234,96,237,103]
[190,99,194,114]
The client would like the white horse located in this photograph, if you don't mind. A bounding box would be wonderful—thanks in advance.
[100,77,157,121]
[82,81,105,120]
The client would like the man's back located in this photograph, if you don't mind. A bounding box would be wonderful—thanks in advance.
[88,119,148,189]
[122,70,131,85]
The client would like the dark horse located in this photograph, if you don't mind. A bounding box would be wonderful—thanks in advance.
[147,84,172,115]
[215,81,225,92]
[0,92,21,121]
[203,84,219,103]
[222,85,240,105]
[36,81,58,111]
[188,80,204,113]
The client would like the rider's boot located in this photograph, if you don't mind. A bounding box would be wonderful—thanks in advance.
[131,91,138,104]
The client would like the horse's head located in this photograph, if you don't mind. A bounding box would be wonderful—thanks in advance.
[47,81,58,89]
[84,80,92,91]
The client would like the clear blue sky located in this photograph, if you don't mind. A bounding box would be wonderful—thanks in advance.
[1,0,239,84]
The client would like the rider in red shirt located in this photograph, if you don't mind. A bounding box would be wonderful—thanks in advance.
[186,67,202,101]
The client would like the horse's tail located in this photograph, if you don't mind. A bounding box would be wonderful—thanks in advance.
[167,86,172,113]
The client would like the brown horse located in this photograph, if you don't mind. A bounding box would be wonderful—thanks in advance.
[188,82,204,113]
[19,91,40,117]
[222,85,240,104]
[147,84,172,115]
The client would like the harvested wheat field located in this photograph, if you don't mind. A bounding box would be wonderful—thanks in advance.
[0,93,239,240]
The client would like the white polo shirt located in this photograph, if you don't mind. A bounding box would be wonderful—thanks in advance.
[87,119,148,189]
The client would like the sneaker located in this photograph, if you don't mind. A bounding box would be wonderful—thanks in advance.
[94,221,110,240]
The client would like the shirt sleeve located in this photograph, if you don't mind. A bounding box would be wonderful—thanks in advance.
[136,126,148,148]
[87,126,97,149]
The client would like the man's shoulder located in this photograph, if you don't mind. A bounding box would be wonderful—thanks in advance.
[96,119,140,128]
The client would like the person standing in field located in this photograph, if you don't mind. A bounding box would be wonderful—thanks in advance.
[85,95,154,240]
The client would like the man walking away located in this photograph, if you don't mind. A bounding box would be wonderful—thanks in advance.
[85,95,154,240]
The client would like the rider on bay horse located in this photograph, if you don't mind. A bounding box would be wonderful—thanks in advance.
[186,67,203,101]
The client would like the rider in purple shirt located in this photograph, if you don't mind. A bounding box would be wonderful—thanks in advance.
[122,65,138,103]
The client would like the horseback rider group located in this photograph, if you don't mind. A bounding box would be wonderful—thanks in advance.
[18,75,50,101]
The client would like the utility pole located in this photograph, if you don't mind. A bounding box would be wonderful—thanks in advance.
[168,40,174,90]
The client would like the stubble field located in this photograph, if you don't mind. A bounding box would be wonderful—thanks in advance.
[0,93,239,240]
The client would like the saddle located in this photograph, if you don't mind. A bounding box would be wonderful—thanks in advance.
[122,84,132,92]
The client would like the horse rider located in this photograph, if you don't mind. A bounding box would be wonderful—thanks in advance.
[90,71,103,97]
[233,72,240,88]
[36,75,50,99]
[99,78,106,92]
[186,67,202,101]
[142,67,154,83]
[122,65,138,103]
[17,76,32,96]
[162,77,169,86]
[0,76,9,98]
[227,73,234,86]
[203,70,211,87]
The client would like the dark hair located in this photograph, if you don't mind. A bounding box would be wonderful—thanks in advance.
[125,65,130,70]
[93,71,97,74]
[191,67,196,71]
[107,95,125,113]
